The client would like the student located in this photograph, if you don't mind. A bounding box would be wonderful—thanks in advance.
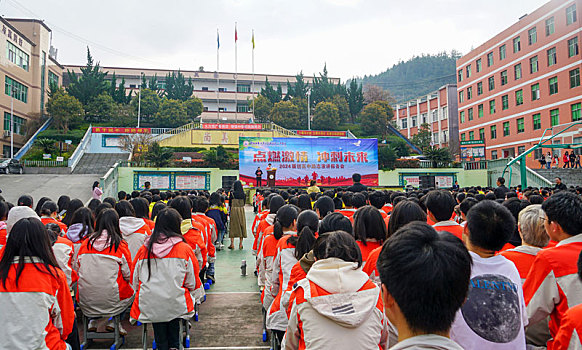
[297,194,312,212]
[552,250,582,349]
[151,202,167,222]
[313,195,335,219]
[229,180,247,250]
[523,192,582,349]
[170,197,207,277]
[0,217,75,350]
[450,200,527,349]
[92,181,103,200]
[130,197,155,231]
[256,195,285,278]
[458,197,478,228]
[40,200,68,234]
[377,222,470,350]
[352,205,385,264]
[0,200,9,250]
[130,208,204,349]
[62,199,84,228]
[66,207,95,266]
[17,194,34,208]
[46,222,77,289]
[368,191,387,218]
[285,231,390,350]
[364,201,427,285]
[206,192,226,250]
[338,191,356,220]
[192,196,217,282]
[425,190,464,240]
[115,200,152,260]
[76,208,134,335]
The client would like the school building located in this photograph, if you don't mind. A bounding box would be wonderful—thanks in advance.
[394,84,460,153]
[456,0,582,168]
[0,17,63,158]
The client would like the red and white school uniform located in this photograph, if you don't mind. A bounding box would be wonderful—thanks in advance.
[357,240,382,266]
[259,228,277,308]
[266,232,297,332]
[254,213,275,256]
[499,245,541,283]
[432,220,464,240]
[0,257,75,350]
[552,304,582,350]
[119,216,152,260]
[41,216,68,235]
[362,246,382,285]
[0,221,7,251]
[192,213,216,264]
[338,208,357,223]
[53,236,78,287]
[180,219,208,271]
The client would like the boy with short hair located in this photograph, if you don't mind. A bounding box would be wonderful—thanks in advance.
[425,190,464,239]
[377,222,470,349]
[451,200,528,349]
[552,250,582,349]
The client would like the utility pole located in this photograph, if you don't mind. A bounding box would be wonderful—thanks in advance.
[137,73,142,128]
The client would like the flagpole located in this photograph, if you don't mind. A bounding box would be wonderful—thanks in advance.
[235,22,238,124]
[216,28,220,123]
[252,29,255,123]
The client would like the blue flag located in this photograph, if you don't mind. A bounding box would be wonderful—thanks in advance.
[217,30,220,49]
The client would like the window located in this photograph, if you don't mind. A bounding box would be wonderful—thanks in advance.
[514,63,522,80]
[478,104,484,118]
[571,68,581,88]
[3,112,26,135]
[491,150,498,160]
[412,116,417,127]
[237,103,249,112]
[518,146,526,155]
[6,41,29,71]
[469,131,475,140]
[566,4,577,25]
[513,37,521,53]
[569,37,580,57]
[401,119,407,129]
[458,70,463,82]
[441,106,448,120]
[421,113,427,124]
[442,130,448,143]
[218,87,226,92]
[490,100,496,114]
[503,121,510,136]
[157,82,166,90]
[468,108,474,121]
[551,108,560,126]
[5,76,28,103]
[203,106,208,112]
[459,91,464,103]
[479,128,485,141]
[237,85,250,93]
[487,52,494,67]
[501,70,508,85]
[547,47,557,66]
[515,90,523,106]
[129,84,136,88]
[433,132,439,144]
[461,133,466,141]
[48,71,59,87]
[488,76,495,91]
[499,45,506,60]
[476,59,482,73]
[517,118,525,133]
[549,76,558,95]
[531,83,540,100]
[528,27,537,45]
[490,125,497,139]
[534,148,544,160]
[432,110,438,122]
[533,113,541,130]
[502,95,509,110]
[572,103,581,121]
[477,82,483,95]
[460,111,465,123]
[466,65,471,78]
[467,87,472,100]
[545,17,555,36]
[201,86,209,91]
[530,56,538,73]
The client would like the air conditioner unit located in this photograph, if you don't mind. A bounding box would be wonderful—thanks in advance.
[3,130,11,138]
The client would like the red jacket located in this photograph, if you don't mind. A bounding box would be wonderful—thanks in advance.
[41,217,68,234]
[552,304,582,350]
[362,246,382,285]
[356,240,382,265]
[499,245,541,282]
[432,220,464,240]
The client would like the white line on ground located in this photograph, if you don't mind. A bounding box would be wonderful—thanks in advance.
[205,291,260,294]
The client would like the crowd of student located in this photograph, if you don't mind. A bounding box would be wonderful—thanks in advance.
[0,187,231,350]
[250,175,582,350]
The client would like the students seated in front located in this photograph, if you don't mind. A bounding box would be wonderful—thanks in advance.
[39,200,68,234]
[425,190,464,240]
[523,192,582,349]
[352,205,386,264]
[377,222,470,350]
[76,208,134,335]
[552,250,582,349]
[115,200,151,259]
[284,230,391,350]
[450,200,527,349]
[0,216,75,350]
[130,208,203,349]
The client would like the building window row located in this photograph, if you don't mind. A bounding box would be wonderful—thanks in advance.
[5,76,28,103]
[6,41,29,71]
[3,112,26,135]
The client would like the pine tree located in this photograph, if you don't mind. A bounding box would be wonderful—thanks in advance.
[65,47,109,106]
[347,79,364,122]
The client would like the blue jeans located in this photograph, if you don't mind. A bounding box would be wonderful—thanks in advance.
[217,229,226,244]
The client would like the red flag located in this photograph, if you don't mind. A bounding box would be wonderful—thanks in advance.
[235,25,238,42]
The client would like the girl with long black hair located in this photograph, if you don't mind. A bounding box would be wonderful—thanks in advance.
[228,180,247,249]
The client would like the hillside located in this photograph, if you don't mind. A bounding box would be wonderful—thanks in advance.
[358,51,460,103]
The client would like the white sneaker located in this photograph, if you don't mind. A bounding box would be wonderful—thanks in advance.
[105,320,128,336]
[87,319,97,332]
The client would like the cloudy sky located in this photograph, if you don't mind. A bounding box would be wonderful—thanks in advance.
[2,0,548,80]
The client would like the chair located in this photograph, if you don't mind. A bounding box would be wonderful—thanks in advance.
[141,319,191,350]
[80,313,124,350]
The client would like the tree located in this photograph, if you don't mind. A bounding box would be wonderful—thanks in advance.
[363,84,390,104]
[387,136,410,157]
[65,47,108,106]
[312,102,340,130]
[311,64,336,106]
[145,142,174,167]
[35,138,57,155]
[131,88,160,123]
[113,77,131,104]
[248,95,272,122]
[330,95,350,124]
[184,97,204,120]
[46,90,84,133]
[154,99,189,128]
[359,102,389,137]
[424,146,452,168]
[372,100,394,120]
[119,133,153,166]
[411,123,432,152]
[286,72,309,100]
[112,103,137,127]
[164,70,194,101]
[347,80,364,122]
[260,77,282,104]
[270,100,304,130]
[203,146,233,169]
[86,93,115,122]
[378,145,397,170]
[148,74,159,91]
[141,73,148,89]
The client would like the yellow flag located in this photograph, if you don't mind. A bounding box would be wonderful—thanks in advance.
[252,30,255,49]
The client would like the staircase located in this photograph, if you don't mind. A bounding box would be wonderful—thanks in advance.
[532,168,582,187]
[72,153,129,175]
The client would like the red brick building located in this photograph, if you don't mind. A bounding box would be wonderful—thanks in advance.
[394,84,459,153]
[456,0,582,168]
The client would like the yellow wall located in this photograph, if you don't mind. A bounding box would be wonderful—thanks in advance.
[159,129,296,149]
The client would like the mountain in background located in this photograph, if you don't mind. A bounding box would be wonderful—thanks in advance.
[357,51,461,104]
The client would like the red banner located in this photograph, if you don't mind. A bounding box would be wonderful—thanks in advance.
[296,130,347,137]
[92,127,151,134]
[202,123,262,130]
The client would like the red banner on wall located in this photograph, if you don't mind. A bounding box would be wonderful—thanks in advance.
[92,127,151,134]
[296,130,347,137]
[202,123,262,130]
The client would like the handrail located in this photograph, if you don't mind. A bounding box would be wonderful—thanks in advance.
[68,125,92,171]
[100,161,120,199]
[346,130,357,139]
[14,117,53,160]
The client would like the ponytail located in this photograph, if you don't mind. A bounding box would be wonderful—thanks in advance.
[290,210,319,259]
[273,204,299,240]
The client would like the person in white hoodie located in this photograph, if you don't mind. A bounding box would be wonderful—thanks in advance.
[377,222,470,350]
[284,230,391,350]
[115,200,151,259]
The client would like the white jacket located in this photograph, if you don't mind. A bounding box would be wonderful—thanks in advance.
[119,216,150,259]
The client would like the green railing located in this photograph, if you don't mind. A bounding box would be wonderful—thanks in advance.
[22,160,68,167]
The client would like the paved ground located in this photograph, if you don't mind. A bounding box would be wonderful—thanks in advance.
[0,174,99,204]
[79,206,268,350]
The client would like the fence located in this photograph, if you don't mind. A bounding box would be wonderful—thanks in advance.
[463,160,488,170]
[487,157,552,188]
[67,126,92,172]
[23,160,68,167]
[100,162,120,199]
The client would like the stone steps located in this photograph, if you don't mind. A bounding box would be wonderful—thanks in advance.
[72,153,129,175]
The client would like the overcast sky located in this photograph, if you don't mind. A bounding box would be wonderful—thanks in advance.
[2,0,548,80]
